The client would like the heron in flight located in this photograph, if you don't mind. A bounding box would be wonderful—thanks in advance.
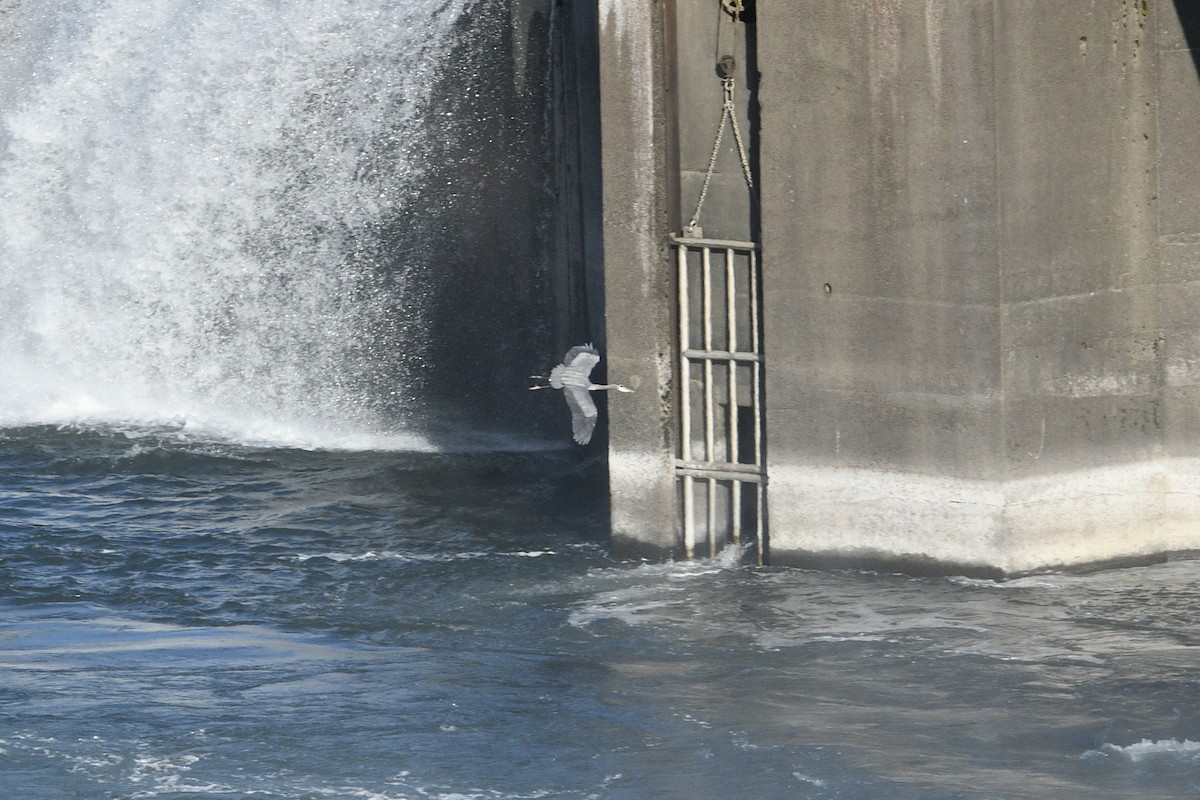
[530,343,633,445]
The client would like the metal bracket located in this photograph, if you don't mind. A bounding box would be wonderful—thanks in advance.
[721,0,745,17]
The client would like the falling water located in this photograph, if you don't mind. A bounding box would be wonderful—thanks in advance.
[0,0,469,447]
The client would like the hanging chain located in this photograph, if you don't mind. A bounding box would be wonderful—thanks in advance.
[684,75,755,237]
[684,0,754,237]
[726,77,754,192]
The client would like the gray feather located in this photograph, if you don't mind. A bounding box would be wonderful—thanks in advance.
[563,384,598,445]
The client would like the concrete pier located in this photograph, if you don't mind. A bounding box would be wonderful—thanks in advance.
[594,0,680,557]
[596,0,1200,573]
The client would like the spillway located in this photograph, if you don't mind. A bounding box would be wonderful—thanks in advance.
[0,0,563,449]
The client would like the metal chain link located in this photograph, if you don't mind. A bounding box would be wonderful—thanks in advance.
[726,78,754,191]
[684,76,755,237]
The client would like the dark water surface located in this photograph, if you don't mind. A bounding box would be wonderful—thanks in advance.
[3,425,1200,799]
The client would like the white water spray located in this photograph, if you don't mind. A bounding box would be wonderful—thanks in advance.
[0,0,466,448]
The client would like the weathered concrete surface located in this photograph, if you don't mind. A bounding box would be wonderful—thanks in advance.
[672,0,757,241]
[597,0,680,558]
[757,0,1200,573]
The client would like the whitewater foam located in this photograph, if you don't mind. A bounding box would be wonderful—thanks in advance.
[1090,738,1200,761]
[0,0,468,447]
[0,412,438,452]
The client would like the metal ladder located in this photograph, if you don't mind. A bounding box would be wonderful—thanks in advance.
[672,234,766,562]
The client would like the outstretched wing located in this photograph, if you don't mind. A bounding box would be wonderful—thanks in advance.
[561,343,600,378]
[562,384,598,445]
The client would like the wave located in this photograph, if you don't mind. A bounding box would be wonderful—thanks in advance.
[0,412,438,453]
[293,549,558,564]
[1086,738,1200,762]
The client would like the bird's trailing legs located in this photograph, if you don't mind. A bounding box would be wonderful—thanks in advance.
[530,375,632,393]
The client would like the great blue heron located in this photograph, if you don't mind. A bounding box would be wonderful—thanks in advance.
[530,343,633,445]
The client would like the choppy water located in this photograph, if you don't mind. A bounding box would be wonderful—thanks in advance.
[4,424,1200,799]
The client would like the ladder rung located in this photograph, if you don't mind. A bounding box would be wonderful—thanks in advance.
[682,348,762,363]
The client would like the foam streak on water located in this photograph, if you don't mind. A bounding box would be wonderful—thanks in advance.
[0,0,465,447]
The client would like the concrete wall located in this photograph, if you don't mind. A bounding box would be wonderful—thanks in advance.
[757,0,1200,573]
[596,0,760,558]
[1157,1,1200,560]
[596,0,680,558]
[392,0,604,444]
[409,0,561,438]
[596,0,1200,574]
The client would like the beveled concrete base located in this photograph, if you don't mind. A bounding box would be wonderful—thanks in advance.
[767,459,1200,575]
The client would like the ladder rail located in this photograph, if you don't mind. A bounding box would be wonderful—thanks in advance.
[670,235,766,562]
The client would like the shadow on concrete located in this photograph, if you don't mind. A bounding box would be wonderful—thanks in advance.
[369,0,602,451]
[1174,0,1200,72]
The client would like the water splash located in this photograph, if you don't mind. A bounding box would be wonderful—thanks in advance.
[1087,739,1200,763]
[0,0,467,447]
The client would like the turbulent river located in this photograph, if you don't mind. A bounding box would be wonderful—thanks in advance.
[3,424,1200,799]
